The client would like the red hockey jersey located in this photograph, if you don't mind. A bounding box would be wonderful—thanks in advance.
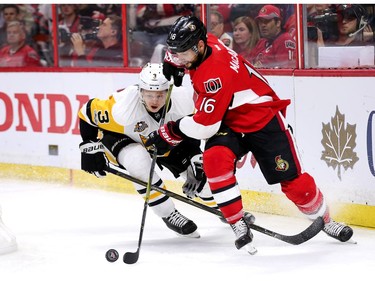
[0,44,41,67]
[179,34,290,140]
[248,31,296,68]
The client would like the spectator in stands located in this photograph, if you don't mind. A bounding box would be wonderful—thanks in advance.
[59,4,80,33]
[210,10,233,49]
[58,4,80,66]
[76,4,105,18]
[71,15,123,67]
[28,4,52,66]
[209,4,232,33]
[307,4,374,67]
[0,20,41,67]
[194,4,202,20]
[103,4,122,17]
[307,4,338,42]
[248,4,296,68]
[229,4,264,25]
[283,9,296,40]
[232,16,260,59]
[129,4,194,66]
[324,4,372,46]
[0,5,20,48]
[305,4,338,67]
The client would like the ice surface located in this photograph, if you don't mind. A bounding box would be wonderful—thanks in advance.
[1,179,374,281]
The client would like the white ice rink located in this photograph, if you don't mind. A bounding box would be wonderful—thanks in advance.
[1,179,374,281]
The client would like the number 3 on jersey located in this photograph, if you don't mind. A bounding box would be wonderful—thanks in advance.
[97,110,110,124]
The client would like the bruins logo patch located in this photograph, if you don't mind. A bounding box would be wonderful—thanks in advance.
[275,155,289,172]
[134,121,148,133]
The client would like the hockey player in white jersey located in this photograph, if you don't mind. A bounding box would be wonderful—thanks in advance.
[78,63,218,238]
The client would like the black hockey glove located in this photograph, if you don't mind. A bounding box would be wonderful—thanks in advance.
[145,121,183,155]
[79,140,107,178]
[182,154,206,199]
[163,50,185,87]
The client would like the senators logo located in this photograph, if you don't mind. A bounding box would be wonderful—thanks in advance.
[187,23,196,31]
[204,78,222,94]
[275,155,289,172]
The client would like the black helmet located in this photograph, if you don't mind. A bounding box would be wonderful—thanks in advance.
[166,16,207,53]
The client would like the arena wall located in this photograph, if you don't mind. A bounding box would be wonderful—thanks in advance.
[1,72,374,228]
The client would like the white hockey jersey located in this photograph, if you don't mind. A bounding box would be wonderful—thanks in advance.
[78,85,194,145]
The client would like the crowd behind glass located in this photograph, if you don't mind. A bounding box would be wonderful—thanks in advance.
[0,3,374,69]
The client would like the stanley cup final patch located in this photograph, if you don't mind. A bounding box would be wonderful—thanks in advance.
[204,78,222,94]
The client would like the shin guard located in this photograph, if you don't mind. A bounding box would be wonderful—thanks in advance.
[281,173,330,222]
[203,146,243,223]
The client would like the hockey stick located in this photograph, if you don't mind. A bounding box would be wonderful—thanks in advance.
[123,84,174,264]
[107,162,324,245]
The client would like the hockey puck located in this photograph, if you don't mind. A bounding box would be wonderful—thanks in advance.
[105,249,119,262]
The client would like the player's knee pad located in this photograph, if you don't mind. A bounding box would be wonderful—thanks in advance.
[281,173,326,217]
[102,133,134,161]
[203,146,237,188]
[118,143,160,183]
[281,173,317,205]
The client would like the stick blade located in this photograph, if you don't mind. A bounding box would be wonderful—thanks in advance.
[249,216,325,245]
[276,216,325,245]
[123,250,140,264]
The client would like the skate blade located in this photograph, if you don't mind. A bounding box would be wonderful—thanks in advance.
[177,230,201,239]
[245,243,257,255]
[346,238,357,244]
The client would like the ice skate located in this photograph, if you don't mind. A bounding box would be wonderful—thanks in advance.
[323,219,353,242]
[231,217,257,255]
[162,209,200,238]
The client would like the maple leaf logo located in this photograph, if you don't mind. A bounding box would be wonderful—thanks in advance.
[321,106,359,180]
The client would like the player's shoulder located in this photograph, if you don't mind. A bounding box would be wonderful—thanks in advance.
[198,46,236,85]
[276,32,296,47]
[112,85,139,102]
[278,30,295,40]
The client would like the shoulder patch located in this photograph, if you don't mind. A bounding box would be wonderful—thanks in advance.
[204,78,222,94]
[285,40,296,49]
[221,38,231,47]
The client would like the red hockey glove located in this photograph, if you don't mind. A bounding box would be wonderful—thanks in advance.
[163,50,185,87]
[145,121,183,155]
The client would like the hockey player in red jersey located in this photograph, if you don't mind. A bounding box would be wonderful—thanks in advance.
[145,16,353,253]
[79,63,220,238]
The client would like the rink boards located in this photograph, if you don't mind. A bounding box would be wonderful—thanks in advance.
[0,72,374,228]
